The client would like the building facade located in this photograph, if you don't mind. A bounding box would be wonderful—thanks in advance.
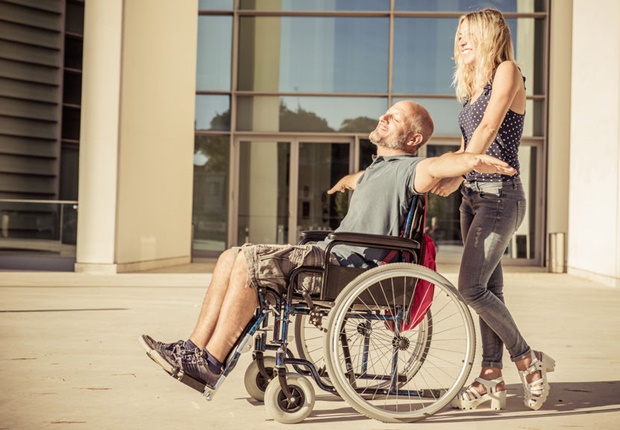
[0,0,618,287]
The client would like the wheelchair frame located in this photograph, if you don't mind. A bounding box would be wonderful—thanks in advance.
[179,195,476,424]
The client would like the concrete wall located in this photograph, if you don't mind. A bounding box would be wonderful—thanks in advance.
[568,0,620,287]
[76,0,197,273]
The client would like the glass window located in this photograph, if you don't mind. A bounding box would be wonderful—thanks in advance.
[197,16,232,91]
[195,95,230,131]
[513,18,547,96]
[523,99,544,137]
[239,0,389,11]
[425,144,463,249]
[237,96,387,132]
[237,141,290,245]
[394,18,458,94]
[198,0,233,11]
[238,17,389,93]
[193,135,230,253]
[359,138,376,170]
[394,0,543,12]
[515,145,538,259]
[298,142,351,232]
[394,17,543,97]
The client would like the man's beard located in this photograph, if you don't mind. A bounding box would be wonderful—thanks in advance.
[369,129,407,150]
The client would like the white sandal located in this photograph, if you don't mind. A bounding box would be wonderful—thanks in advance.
[519,351,556,410]
[450,377,506,410]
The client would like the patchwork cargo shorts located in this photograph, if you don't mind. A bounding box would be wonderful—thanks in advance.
[239,243,338,295]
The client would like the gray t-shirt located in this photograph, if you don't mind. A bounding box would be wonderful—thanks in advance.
[319,154,424,267]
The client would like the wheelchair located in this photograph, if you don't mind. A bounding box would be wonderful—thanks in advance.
[179,195,476,424]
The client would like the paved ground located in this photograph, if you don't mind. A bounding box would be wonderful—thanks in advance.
[1,263,619,430]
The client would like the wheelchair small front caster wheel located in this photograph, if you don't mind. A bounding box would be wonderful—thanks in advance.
[244,356,277,402]
[264,373,315,424]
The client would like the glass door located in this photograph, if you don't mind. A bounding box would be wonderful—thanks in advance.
[293,141,351,239]
[234,138,353,246]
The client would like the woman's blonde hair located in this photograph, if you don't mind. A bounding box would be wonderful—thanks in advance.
[452,8,515,102]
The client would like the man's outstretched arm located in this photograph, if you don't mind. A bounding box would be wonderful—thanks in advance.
[327,170,365,194]
[414,153,516,194]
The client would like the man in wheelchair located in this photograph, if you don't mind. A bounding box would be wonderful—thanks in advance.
[141,100,516,393]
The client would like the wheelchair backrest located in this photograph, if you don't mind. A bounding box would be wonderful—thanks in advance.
[403,193,427,243]
[318,193,431,302]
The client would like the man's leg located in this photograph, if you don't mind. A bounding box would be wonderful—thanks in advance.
[204,250,258,362]
[188,248,239,348]
[176,251,258,389]
[141,248,239,370]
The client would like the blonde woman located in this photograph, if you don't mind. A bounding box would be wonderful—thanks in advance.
[433,9,555,411]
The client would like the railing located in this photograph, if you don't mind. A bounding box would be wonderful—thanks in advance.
[0,199,78,257]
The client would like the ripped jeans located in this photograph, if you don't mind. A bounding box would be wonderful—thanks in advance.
[459,178,530,369]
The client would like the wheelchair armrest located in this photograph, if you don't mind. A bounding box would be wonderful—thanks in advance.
[299,230,332,244]
[326,231,421,251]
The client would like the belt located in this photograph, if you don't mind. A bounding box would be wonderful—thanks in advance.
[463,178,519,192]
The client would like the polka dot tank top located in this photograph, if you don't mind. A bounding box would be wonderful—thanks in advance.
[458,75,525,182]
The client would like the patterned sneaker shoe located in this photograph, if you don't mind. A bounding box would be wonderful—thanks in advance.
[178,348,221,390]
[140,334,185,374]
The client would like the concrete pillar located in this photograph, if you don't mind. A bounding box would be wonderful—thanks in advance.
[76,0,198,273]
[568,0,620,287]
[546,0,572,268]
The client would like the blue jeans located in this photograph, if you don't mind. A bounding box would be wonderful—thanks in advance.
[459,178,530,369]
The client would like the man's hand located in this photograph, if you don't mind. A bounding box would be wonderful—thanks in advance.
[471,155,517,176]
[327,171,364,195]
[430,177,463,197]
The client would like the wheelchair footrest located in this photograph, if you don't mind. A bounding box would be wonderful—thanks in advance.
[177,370,222,401]
[178,371,206,392]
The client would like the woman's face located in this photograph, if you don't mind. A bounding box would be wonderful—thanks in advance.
[457,20,477,66]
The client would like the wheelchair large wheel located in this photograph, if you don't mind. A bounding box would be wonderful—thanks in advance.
[324,263,475,423]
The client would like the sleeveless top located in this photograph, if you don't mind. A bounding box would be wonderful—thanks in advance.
[458,75,525,182]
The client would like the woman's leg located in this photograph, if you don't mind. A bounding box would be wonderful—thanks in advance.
[458,182,529,364]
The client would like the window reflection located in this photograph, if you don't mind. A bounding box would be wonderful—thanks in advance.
[394,0,543,12]
[199,0,232,11]
[197,16,232,91]
[193,135,230,253]
[425,145,463,253]
[394,18,458,94]
[194,3,547,261]
[239,0,389,11]
[238,141,289,245]
[195,95,230,131]
[238,17,388,93]
[298,142,351,233]
[237,96,386,133]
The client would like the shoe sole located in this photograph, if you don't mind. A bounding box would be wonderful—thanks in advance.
[139,335,179,376]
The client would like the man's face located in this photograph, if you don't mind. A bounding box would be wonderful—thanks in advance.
[369,102,413,150]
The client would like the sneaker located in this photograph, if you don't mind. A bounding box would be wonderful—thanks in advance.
[140,334,185,373]
[179,348,221,388]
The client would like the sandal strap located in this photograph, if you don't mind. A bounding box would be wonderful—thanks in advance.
[474,377,505,394]
[457,376,505,401]
[459,385,482,401]
[520,351,543,376]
